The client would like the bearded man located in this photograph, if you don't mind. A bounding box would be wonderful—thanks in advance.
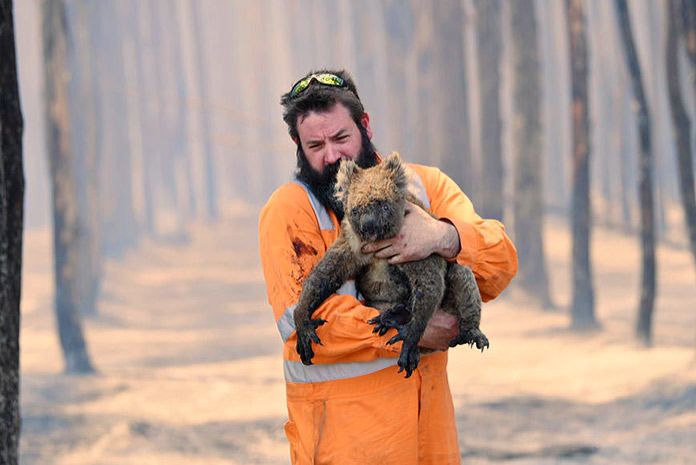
[259,69,518,464]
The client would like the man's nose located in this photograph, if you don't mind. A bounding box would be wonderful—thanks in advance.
[325,144,342,164]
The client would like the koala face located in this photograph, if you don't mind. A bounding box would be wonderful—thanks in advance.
[335,152,409,242]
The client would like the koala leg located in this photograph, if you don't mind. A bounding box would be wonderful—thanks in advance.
[388,262,445,378]
[442,264,489,351]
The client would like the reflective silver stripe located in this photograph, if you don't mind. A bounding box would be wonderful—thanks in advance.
[277,281,362,343]
[293,181,335,230]
[404,165,430,208]
[284,357,398,383]
[277,305,297,343]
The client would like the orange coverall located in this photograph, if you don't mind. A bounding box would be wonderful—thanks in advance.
[259,160,518,464]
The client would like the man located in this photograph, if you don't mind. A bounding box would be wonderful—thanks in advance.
[259,69,517,464]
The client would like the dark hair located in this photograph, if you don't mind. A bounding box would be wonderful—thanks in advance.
[280,69,365,142]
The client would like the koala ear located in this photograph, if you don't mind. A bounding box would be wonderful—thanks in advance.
[335,159,360,204]
[383,152,407,191]
[383,152,402,171]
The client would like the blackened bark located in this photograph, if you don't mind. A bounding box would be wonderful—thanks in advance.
[670,0,696,273]
[383,0,414,161]
[189,0,219,221]
[71,1,102,317]
[0,1,24,461]
[42,0,95,373]
[614,0,656,347]
[566,0,598,330]
[132,0,156,235]
[475,0,504,221]
[431,0,471,192]
[510,0,554,309]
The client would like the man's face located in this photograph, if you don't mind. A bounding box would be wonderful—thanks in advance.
[294,103,377,218]
[296,103,373,174]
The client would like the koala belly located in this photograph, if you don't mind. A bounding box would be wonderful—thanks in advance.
[356,258,411,310]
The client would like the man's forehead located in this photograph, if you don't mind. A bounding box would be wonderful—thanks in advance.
[297,105,355,136]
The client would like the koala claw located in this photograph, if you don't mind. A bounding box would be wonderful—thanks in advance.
[449,328,489,352]
[295,318,327,365]
[386,328,407,346]
[369,303,411,336]
[396,341,420,378]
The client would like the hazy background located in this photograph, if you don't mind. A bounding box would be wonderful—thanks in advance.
[11,0,696,463]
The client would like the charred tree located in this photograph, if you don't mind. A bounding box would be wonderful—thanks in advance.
[383,0,415,160]
[430,0,471,192]
[189,0,219,221]
[70,1,102,317]
[410,1,435,166]
[42,0,95,373]
[615,0,657,347]
[670,0,696,273]
[133,0,156,235]
[566,0,598,330]
[98,1,138,255]
[475,0,504,221]
[161,0,195,226]
[0,0,24,461]
[509,0,554,309]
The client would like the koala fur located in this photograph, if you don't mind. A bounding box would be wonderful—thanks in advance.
[293,152,488,377]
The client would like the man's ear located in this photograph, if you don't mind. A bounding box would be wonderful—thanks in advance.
[335,159,360,205]
[360,112,373,140]
[291,135,299,146]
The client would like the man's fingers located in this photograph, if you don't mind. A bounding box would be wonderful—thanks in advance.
[363,241,391,255]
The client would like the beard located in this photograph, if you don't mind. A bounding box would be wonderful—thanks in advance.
[295,126,378,221]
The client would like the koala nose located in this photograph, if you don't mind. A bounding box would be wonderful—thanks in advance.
[361,219,379,237]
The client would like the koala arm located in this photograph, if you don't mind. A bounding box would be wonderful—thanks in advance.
[410,164,519,302]
[259,184,402,364]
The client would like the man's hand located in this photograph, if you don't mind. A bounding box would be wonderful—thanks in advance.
[418,309,459,350]
[361,202,461,264]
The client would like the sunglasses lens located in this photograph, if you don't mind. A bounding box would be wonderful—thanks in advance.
[290,78,310,96]
[316,74,344,86]
[289,73,345,97]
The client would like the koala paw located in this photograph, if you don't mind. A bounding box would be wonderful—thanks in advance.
[295,318,326,365]
[449,328,489,352]
[369,304,410,336]
[397,340,420,378]
[386,323,409,346]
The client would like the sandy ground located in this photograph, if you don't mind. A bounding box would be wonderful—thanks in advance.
[18,207,696,465]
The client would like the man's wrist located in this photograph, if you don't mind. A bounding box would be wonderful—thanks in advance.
[438,219,461,259]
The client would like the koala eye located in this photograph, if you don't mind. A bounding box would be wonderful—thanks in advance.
[351,207,360,216]
[382,204,390,212]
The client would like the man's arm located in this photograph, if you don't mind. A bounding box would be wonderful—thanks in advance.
[364,164,517,302]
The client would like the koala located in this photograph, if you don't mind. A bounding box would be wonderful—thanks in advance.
[293,152,489,377]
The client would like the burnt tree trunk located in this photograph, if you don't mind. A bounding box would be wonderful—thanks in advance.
[42,0,95,373]
[383,0,415,160]
[670,0,696,274]
[189,0,219,221]
[509,0,554,309]
[0,0,24,461]
[431,0,471,192]
[71,1,102,317]
[567,0,598,330]
[615,0,657,347]
[475,0,504,221]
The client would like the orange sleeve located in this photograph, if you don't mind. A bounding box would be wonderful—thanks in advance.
[259,184,400,364]
[410,165,519,302]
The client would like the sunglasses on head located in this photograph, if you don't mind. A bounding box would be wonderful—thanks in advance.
[289,73,346,97]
